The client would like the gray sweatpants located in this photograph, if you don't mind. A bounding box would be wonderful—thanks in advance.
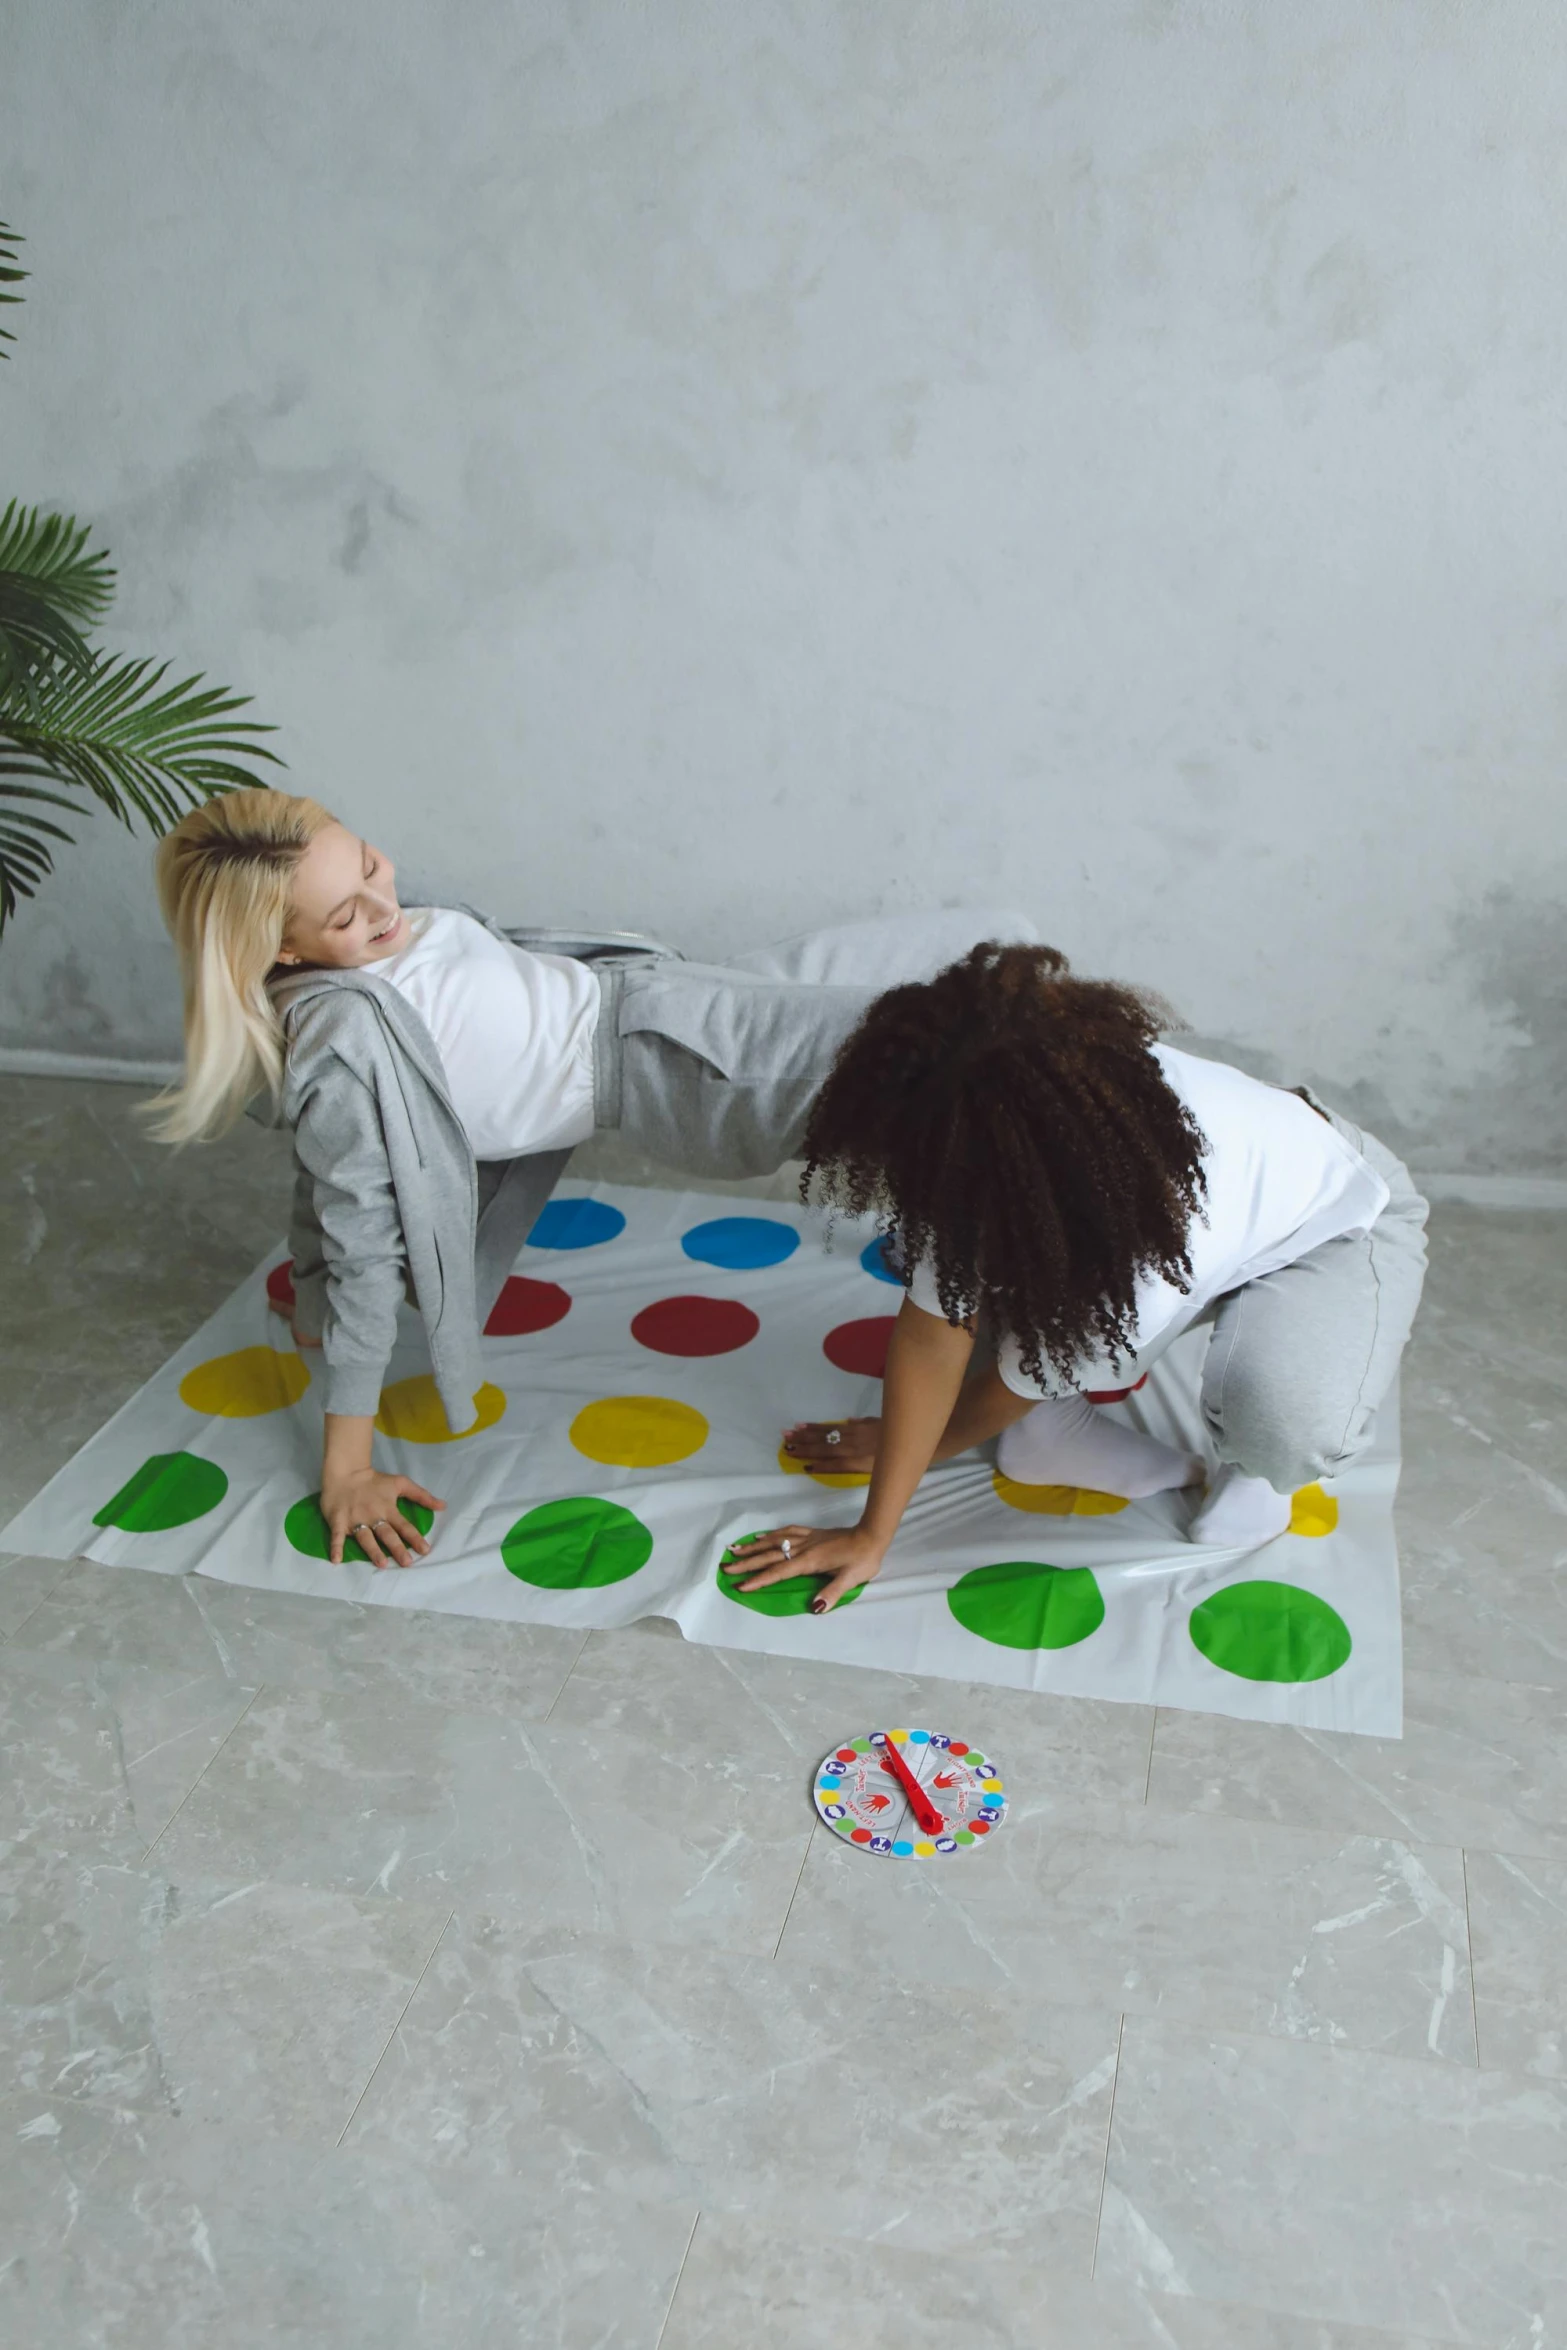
[593,909,1037,1178]
[1197,1095,1429,1492]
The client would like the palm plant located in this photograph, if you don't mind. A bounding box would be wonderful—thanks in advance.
[0,221,280,933]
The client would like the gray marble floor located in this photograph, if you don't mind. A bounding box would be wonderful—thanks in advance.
[1,1072,1564,2348]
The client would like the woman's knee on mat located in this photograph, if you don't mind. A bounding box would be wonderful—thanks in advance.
[1204,1381,1375,1494]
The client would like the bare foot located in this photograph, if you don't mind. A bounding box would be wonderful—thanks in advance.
[782,1418,880,1475]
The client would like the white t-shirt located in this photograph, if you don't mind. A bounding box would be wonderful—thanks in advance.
[908,1045,1390,1400]
[374,908,600,1159]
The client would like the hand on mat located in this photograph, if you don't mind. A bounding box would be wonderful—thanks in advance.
[266,1294,322,1348]
[782,1418,880,1475]
[722,1524,886,1614]
[322,1469,445,1568]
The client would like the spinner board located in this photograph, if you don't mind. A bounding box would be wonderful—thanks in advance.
[814,1729,1007,1857]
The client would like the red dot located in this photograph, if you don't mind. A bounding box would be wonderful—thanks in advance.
[266,1260,296,1309]
[631,1295,760,1357]
[822,1316,896,1377]
[850,1828,873,1844]
[485,1277,573,1337]
[948,1742,969,1757]
[835,1748,857,1763]
[971,1818,992,1834]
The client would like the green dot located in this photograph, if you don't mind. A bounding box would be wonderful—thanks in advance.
[502,1496,652,1588]
[1189,1580,1352,1683]
[717,1533,865,1618]
[955,1830,976,1845]
[947,1559,1105,1650]
[852,1739,872,1754]
[285,1492,435,1566]
[95,1452,228,1533]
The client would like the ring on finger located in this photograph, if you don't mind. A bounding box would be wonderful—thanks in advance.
[372,1518,392,1530]
[780,1537,793,1560]
[825,1429,841,1447]
[351,1522,372,1535]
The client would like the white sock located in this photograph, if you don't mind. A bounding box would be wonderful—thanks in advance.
[996,1393,1205,1499]
[1188,1464,1293,1547]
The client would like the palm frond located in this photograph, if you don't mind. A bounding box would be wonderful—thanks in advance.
[0,781,81,931]
[0,653,284,932]
[0,503,115,622]
[0,221,24,353]
[0,578,94,696]
[0,652,283,828]
[0,505,114,694]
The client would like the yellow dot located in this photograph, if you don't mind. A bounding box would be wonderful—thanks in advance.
[992,1472,1129,1517]
[1289,1483,1340,1537]
[777,1443,871,1490]
[914,1841,936,1857]
[982,1778,1003,1792]
[572,1395,709,1468]
[888,1728,909,1744]
[180,1346,310,1418]
[376,1376,506,1444]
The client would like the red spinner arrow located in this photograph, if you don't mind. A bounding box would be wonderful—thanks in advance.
[878,1737,946,1837]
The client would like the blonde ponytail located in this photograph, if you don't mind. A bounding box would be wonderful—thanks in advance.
[145,788,336,1142]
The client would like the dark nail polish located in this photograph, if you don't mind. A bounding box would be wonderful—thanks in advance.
[810,1597,828,1615]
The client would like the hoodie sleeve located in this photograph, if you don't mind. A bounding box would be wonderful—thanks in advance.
[285,1157,328,1344]
[288,1055,409,1419]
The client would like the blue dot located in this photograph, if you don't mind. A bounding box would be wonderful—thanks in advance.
[892,1841,913,1856]
[528,1199,627,1251]
[860,1236,904,1286]
[908,1729,930,1744]
[682,1217,800,1271]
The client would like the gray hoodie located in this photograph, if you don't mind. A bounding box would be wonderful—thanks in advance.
[265,964,571,1433]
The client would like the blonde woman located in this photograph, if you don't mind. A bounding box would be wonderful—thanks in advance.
[153,788,1034,1569]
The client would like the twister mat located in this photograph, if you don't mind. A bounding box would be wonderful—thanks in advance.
[0,1184,1404,1734]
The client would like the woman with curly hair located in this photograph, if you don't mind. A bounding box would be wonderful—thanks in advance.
[726,942,1428,1614]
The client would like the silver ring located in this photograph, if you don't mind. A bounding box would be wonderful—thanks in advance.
[350,1522,372,1535]
[825,1428,841,1447]
[372,1519,392,1531]
[780,1537,793,1560]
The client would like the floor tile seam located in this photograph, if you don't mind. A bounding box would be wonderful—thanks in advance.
[1136,1785,1567,1871]
[652,2210,703,2350]
[0,1558,75,1646]
[771,1945,1485,2074]
[768,1824,821,1960]
[539,1628,595,1725]
[179,1654,763,1746]
[1399,1660,1567,1697]
[0,1547,73,1576]
[1114,2006,1567,2098]
[333,1907,456,2150]
[1088,2012,1126,2278]
[1041,1784,1474,1870]
[0,1599,50,1650]
[135,1682,265,1867]
[437,1922,1481,2071]
[1459,1847,1483,2074]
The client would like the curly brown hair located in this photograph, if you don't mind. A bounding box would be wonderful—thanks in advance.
[800,942,1210,1385]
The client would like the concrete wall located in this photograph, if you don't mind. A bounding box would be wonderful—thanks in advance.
[2,0,1564,1171]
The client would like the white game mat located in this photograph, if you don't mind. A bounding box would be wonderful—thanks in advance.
[0,1183,1404,1734]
